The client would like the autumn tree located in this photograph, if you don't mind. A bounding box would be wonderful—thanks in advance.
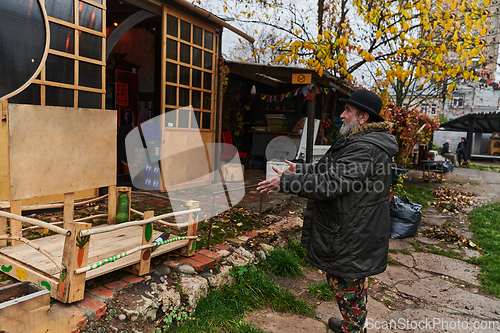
[200,0,492,104]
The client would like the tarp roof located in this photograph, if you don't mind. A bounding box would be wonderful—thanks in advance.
[440,113,500,133]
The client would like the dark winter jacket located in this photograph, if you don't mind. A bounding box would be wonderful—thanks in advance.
[457,141,466,152]
[441,143,450,154]
[280,121,398,279]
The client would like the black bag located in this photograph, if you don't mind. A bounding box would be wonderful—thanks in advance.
[390,196,422,239]
[442,161,454,173]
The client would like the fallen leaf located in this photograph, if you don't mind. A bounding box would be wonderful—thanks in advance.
[94,205,99,210]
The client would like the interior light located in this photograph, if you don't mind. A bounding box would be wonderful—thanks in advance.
[114,22,118,26]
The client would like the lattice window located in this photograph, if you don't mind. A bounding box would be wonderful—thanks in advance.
[162,6,219,130]
[13,0,106,109]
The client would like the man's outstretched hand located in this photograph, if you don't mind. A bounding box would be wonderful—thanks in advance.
[257,160,296,194]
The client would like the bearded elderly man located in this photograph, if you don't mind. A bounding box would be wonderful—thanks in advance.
[257,90,398,333]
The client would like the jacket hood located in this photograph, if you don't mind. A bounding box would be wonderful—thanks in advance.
[347,121,398,158]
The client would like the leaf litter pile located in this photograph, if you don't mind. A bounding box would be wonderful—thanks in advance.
[430,187,477,214]
[426,187,480,250]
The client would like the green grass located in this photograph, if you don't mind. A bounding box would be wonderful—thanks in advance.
[407,241,424,252]
[469,164,500,173]
[388,248,398,254]
[405,185,435,208]
[307,281,336,301]
[387,257,401,265]
[261,247,303,278]
[469,203,500,297]
[400,249,411,255]
[172,265,313,333]
[286,240,308,263]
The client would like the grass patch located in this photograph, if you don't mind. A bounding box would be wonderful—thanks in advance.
[287,240,307,263]
[400,249,411,255]
[307,281,336,301]
[407,241,424,252]
[388,248,399,254]
[469,164,500,173]
[469,203,500,297]
[172,265,313,333]
[387,257,401,265]
[405,185,435,208]
[424,245,464,261]
[261,247,303,278]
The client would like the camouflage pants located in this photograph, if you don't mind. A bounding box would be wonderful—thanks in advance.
[327,274,368,333]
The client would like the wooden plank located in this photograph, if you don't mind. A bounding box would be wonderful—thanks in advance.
[108,185,117,224]
[161,6,167,115]
[0,100,9,201]
[59,221,91,303]
[0,211,6,247]
[63,193,74,230]
[47,16,105,37]
[177,201,199,256]
[138,211,153,275]
[19,188,96,206]
[9,200,22,246]
[0,253,59,299]
[48,49,105,66]
[32,79,105,94]
[8,104,117,200]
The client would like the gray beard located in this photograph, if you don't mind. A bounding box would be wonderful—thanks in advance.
[339,122,359,137]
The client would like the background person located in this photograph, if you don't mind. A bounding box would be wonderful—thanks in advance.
[257,90,398,333]
[456,137,467,166]
[441,139,457,166]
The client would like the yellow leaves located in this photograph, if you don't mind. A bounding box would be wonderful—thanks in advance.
[484,0,490,6]
[269,45,275,50]
[450,1,457,10]
[341,23,347,29]
[479,27,487,36]
[238,38,242,43]
[265,13,269,19]
[403,21,409,31]
[440,44,447,52]
[223,7,227,13]
[252,50,258,57]
[234,14,239,19]
[376,30,382,39]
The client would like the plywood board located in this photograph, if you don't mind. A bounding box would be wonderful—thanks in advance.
[8,104,117,200]
[161,129,214,188]
[0,226,188,281]
[19,188,97,206]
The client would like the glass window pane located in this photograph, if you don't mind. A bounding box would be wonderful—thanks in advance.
[167,15,178,37]
[179,88,189,106]
[192,48,202,67]
[45,0,74,23]
[203,92,211,110]
[180,20,191,42]
[79,2,102,32]
[203,72,212,90]
[166,63,177,83]
[192,69,202,88]
[46,54,74,84]
[180,66,190,86]
[178,107,189,128]
[49,22,75,54]
[79,62,102,89]
[79,90,101,109]
[167,39,178,60]
[45,86,74,107]
[193,26,203,46]
[191,111,201,128]
[192,90,201,109]
[204,31,213,50]
[79,32,102,60]
[202,112,211,129]
[204,51,213,70]
[165,108,176,127]
[180,43,190,64]
[166,86,177,106]
[9,84,40,105]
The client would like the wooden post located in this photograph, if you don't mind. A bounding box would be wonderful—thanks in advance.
[63,192,75,230]
[138,211,154,275]
[59,221,91,303]
[178,201,199,256]
[0,209,6,247]
[10,200,22,246]
[117,186,132,222]
[107,185,117,224]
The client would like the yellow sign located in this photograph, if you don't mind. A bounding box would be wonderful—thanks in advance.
[292,73,312,84]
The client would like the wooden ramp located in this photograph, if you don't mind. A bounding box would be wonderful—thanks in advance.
[0,226,188,296]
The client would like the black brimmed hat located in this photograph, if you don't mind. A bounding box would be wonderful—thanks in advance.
[339,89,384,122]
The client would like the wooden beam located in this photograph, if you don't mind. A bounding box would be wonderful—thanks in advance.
[177,201,199,256]
[59,221,91,303]
[10,201,22,246]
[0,210,6,247]
[466,116,475,161]
[137,211,154,275]
[63,193,74,230]
[107,185,117,224]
